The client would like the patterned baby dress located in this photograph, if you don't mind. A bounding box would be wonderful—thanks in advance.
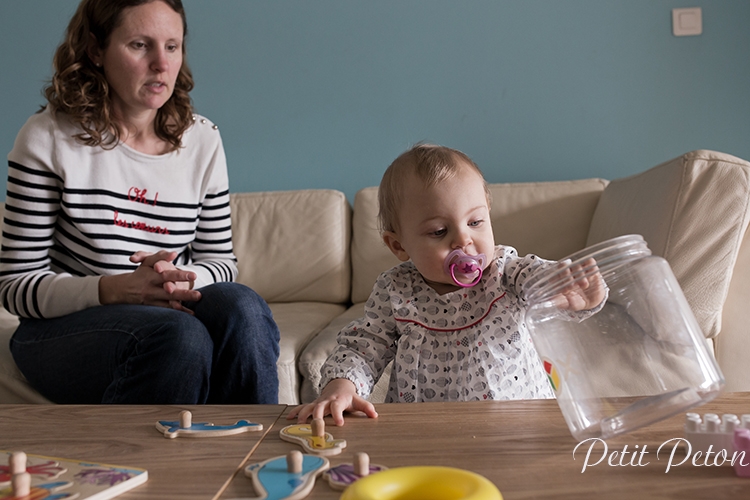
[320,245,558,403]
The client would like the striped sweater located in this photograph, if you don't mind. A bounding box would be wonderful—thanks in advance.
[1,107,238,319]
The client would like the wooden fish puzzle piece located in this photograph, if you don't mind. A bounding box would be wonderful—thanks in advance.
[1,450,147,500]
[322,453,388,491]
[236,451,329,500]
[279,419,346,456]
[156,410,263,438]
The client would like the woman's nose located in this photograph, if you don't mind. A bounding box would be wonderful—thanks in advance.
[150,48,169,72]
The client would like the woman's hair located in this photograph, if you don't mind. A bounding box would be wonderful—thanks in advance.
[43,0,194,151]
[377,143,492,233]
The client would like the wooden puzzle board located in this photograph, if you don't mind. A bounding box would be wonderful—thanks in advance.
[0,451,147,500]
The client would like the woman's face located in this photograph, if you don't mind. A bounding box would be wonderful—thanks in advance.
[94,1,184,123]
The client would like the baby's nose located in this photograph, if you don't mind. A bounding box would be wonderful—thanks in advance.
[452,229,472,249]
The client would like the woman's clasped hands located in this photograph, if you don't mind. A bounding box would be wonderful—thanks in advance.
[98,250,201,314]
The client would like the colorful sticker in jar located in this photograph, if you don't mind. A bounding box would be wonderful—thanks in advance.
[543,358,561,393]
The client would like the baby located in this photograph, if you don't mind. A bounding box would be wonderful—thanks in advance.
[289,144,606,425]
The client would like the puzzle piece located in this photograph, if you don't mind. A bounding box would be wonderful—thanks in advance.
[233,451,329,500]
[323,453,387,490]
[279,419,346,456]
[1,451,147,500]
[1,480,76,500]
[0,456,67,486]
[156,410,263,438]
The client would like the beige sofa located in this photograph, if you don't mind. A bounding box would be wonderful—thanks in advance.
[1,150,749,405]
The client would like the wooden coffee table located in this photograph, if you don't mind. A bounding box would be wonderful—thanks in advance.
[0,404,285,499]
[3,394,750,499]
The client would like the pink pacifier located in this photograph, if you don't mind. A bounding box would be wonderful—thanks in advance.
[443,249,487,288]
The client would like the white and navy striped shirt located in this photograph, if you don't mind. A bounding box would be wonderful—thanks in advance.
[1,107,238,319]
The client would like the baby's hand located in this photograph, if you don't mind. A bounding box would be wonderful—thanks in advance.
[286,378,378,426]
[551,258,606,311]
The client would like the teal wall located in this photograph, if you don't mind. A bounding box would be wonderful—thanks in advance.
[2,1,749,201]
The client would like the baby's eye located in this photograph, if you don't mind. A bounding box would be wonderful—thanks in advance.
[430,228,447,237]
[469,220,483,227]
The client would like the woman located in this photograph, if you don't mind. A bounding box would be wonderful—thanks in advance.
[1,0,280,404]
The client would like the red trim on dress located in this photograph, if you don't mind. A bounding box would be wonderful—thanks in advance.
[394,292,507,332]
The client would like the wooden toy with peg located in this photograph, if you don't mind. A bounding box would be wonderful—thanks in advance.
[279,418,346,456]
[226,450,329,500]
[323,452,388,490]
[0,450,148,500]
[155,410,263,439]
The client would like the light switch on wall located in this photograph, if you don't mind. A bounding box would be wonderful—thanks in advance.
[672,7,702,36]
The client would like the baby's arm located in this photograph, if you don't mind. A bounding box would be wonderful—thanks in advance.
[502,248,607,313]
[287,378,378,426]
[287,272,399,426]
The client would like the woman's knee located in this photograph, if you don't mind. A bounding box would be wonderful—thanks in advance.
[196,283,278,334]
[197,282,271,314]
[193,283,280,359]
[145,312,214,365]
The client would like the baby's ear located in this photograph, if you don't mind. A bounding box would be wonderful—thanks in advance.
[382,231,410,262]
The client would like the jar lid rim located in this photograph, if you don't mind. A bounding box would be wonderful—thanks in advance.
[525,234,651,299]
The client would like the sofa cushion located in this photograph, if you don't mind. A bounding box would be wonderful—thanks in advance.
[231,190,351,304]
[297,302,390,404]
[485,178,608,260]
[350,179,608,303]
[268,301,346,405]
[586,150,750,340]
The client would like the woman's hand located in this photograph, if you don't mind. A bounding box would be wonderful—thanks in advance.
[287,378,379,426]
[99,250,201,313]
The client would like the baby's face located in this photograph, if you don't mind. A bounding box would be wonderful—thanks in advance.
[385,163,495,294]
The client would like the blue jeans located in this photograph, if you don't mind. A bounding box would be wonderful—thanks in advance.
[9,282,280,404]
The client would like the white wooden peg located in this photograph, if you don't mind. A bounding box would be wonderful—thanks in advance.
[287,450,303,474]
[354,452,369,477]
[179,410,192,428]
[11,471,32,498]
[9,451,27,474]
[311,418,325,438]
[9,451,30,498]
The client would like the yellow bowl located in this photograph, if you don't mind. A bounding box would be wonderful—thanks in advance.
[340,466,503,500]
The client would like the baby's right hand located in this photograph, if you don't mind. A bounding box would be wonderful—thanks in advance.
[286,378,378,426]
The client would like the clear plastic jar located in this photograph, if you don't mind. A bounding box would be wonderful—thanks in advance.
[524,234,724,441]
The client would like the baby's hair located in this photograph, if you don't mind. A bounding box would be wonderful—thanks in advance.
[378,143,491,233]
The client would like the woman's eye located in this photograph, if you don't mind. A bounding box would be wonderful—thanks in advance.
[167,44,179,52]
[131,42,146,49]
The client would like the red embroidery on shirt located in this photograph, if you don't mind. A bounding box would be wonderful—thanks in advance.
[128,186,159,206]
[113,210,169,234]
